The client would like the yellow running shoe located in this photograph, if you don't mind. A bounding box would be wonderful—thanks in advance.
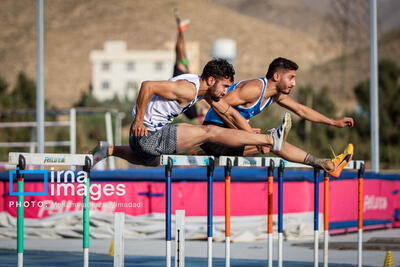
[329,143,354,178]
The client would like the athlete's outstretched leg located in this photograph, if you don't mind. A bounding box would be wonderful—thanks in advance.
[177,114,291,153]
[273,142,334,171]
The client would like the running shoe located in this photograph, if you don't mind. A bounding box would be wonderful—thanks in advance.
[174,8,190,31]
[329,143,354,178]
[90,141,109,167]
[270,112,292,152]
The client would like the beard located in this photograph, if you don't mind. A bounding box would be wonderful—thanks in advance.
[277,84,292,95]
[210,94,220,101]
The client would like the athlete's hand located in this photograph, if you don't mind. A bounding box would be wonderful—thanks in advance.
[333,117,354,128]
[132,121,148,137]
[252,128,261,134]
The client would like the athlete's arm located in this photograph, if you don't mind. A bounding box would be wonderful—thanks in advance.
[204,96,253,132]
[133,80,196,136]
[276,95,354,127]
[207,82,262,132]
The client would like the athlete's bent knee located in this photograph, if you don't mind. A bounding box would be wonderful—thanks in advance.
[203,125,220,142]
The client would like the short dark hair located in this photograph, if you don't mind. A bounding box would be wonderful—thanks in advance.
[201,58,235,82]
[266,57,298,79]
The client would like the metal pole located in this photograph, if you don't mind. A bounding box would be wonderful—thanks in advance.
[105,112,116,169]
[268,160,274,267]
[358,164,365,267]
[175,210,185,267]
[224,158,232,267]
[165,158,173,267]
[278,160,284,267]
[17,167,24,267]
[314,168,320,267]
[114,213,125,267]
[83,166,90,267]
[115,113,124,168]
[370,0,379,172]
[70,108,76,155]
[207,157,215,267]
[323,171,329,267]
[36,0,45,154]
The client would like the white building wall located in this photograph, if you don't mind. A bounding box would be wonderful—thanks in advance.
[90,41,175,102]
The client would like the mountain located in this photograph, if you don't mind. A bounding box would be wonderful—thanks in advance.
[0,0,342,108]
[0,0,398,109]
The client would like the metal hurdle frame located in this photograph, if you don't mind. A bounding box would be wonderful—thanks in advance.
[219,156,365,267]
[224,158,232,267]
[8,152,93,267]
[161,155,215,267]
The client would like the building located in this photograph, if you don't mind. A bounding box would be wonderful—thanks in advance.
[90,41,175,102]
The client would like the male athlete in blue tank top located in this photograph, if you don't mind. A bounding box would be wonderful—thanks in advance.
[201,57,355,177]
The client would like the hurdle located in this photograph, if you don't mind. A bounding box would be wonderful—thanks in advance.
[314,167,320,267]
[161,155,215,267]
[224,158,232,267]
[358,163,365,267]
[323,171,329,267]
[8,152,93,267]
[267,160,274,267]
[219,156,365,267]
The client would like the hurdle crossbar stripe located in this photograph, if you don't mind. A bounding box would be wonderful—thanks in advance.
[219,156,364,169]
[160,155,214,166]
[9,152,93,166]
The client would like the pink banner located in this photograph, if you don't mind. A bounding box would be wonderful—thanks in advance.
[2,178,399,229]
[5,182,150,218]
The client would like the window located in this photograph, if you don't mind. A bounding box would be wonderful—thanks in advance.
[126,61,135,71]
[102,81,110,89]
[126,81,138,90]
[154,61,163,71]
[102,62,110,71]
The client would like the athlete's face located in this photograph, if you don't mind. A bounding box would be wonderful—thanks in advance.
[276,70,296,94]
[207,77,232,101]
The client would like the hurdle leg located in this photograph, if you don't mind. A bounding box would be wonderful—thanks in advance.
[175,210,185,267]
[114,212,125,267]
[83,176,90,267]
[17,167,24,267]
[207,158,215,267]
[224,159,232,267]
[165,158,173,267]
[323,172,329,267]
[314,168,320,267]
[267,160,274,267]
[207,173,213,267]
[277,161,284,267]
[358,164,365,267]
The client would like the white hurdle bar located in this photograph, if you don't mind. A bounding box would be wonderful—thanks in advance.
[219,156,364,170]
[9,152,92,167]
[8,152,93,267]
[219,156,365,267]
[160,155,215,267]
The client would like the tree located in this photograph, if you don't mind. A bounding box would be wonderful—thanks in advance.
[350,59,400,167]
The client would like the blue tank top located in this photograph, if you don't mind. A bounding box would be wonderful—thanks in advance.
[204,77,273,124]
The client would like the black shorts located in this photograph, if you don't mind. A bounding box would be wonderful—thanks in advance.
[200,121,245,156]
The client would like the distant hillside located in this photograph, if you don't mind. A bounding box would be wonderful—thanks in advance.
[300,30,400,110]
[0,0,398,110]
[0,0,342,108]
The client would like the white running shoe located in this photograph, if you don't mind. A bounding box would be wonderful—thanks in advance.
[269,112,292,152]
[91,141,109,167]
